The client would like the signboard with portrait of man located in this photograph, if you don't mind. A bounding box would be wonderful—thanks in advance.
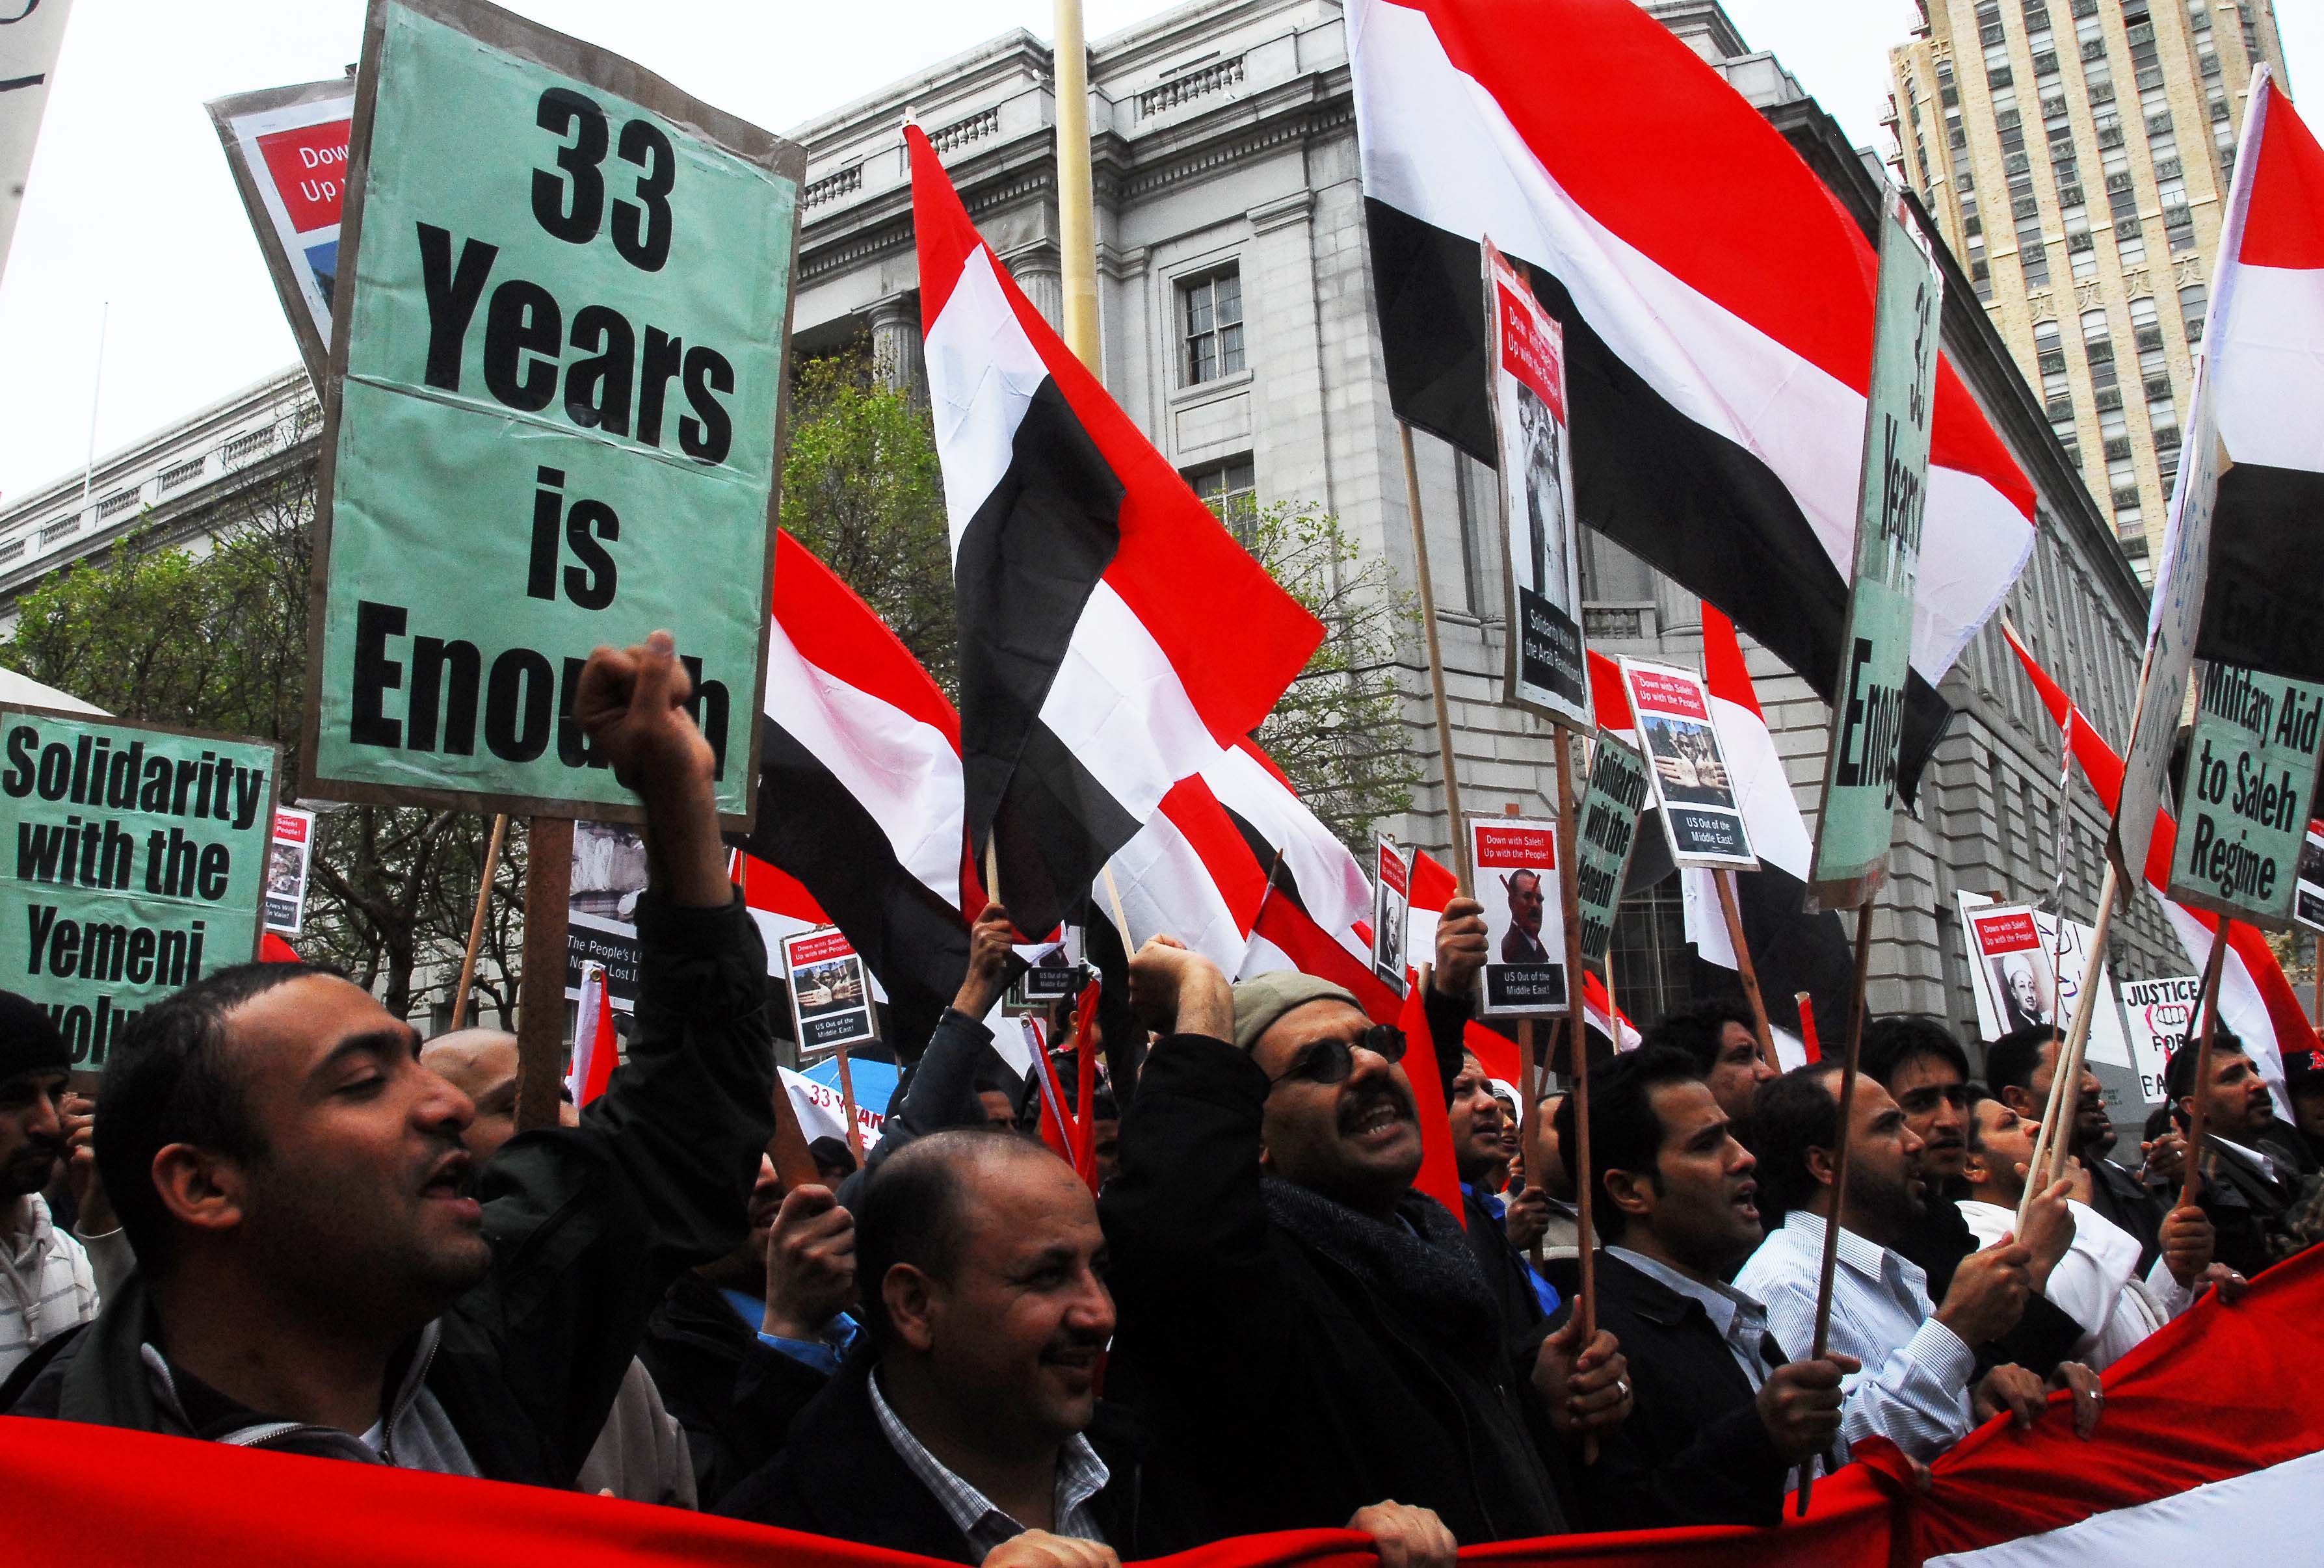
[1469,816,1569,1017]
[1373,836,1412,997]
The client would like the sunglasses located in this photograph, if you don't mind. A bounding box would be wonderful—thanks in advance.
[1268,1024,1407,1087]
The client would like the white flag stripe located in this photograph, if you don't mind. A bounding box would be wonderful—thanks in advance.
[764,622,966,915]
[1106,805,1248,977]
[1203,745,1375,963]
[1929,1448,2324,1566]
[2213,262,2324,472]
[923,246,1046,548]
[1350,0,2031,683]
[2158,895,2292,1114]
[1037,579,1224,824]
[1710,690,1812,880]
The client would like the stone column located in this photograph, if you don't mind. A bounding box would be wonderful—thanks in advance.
[868,293,923,399]
[1007,244,1066,334]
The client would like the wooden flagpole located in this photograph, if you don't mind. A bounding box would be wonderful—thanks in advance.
[1797,900,1876,1515]
[834,1039,865,1162]
[1553,730,1597,1413]
[449,812,508,1030]
[514,816,574,1134]
[2018,861,2122,1214]
[1714,867,1780,1073]
[1052,0,1100,369]
[2177,921,2236,1210]
[1399,423,1470,894]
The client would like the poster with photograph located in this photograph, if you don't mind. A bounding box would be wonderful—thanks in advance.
[1470,817,1568,1016]
[2295,824,2324,935]
[782,927,877,1052]
[1964,906,2055,1036]
[2121,974,2202,1104]
[1955,892,2132,1069]
[1483,238,1589,726]
[264,806,315,935]
[1620,659,1757,869]
[205,77,356,389]
[1373,837,1412,996]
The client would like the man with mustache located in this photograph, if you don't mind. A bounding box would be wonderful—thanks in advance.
[1096,922,1627,1548]
[1,634,776,1488]
[1553,1047,1857,1528]
[2164,1032,2324,1276]
[0,996,114,1380]
[1985,1023,2169,1272]
[1736,1064,2099,1463]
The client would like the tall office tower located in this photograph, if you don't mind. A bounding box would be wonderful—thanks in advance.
[1889,0,2290,578]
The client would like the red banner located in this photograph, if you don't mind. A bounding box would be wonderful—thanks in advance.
[4,1252,2319,1565]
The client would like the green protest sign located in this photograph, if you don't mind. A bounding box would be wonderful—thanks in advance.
[0,708,279,1070]
[304,0,804,825]
[2165,661,2324,930]
[1574,731,1649,964]
[1809,189,1942,910]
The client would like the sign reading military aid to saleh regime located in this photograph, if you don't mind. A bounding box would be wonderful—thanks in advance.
[0,709,279,1071]
[2164,660,2324,930]
[1470,817,1569,1017]
[1808,187,1942,911]
[1620,658,1757,870]
[1482,239,1589,729]
[206,77,356,389]
[303,0,806,828]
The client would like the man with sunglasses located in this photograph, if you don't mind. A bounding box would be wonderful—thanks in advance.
[1098,922,1626,1548]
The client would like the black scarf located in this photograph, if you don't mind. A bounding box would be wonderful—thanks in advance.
[1260,1179,1499,1352]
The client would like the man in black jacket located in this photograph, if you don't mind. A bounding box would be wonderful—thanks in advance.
[1,633,773,1488]
[2166,1032,2324,1275]
[1551,1048,1855,1528]
[1096,928,1627,1548]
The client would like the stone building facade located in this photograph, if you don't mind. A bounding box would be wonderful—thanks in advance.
[1888,0,2290,578]
[0,0,2191,1085]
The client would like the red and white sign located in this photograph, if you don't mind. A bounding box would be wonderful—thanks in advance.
[1371,835,1412,996]
[263,805,315,936]
[1473,822,1559,870]
[1628,665,1713,722]
[1469,815,1567,1017]
[1497,281,1567,422]
[206,78,356,387]
[1622,656,1756,870]
[254,119,350,233]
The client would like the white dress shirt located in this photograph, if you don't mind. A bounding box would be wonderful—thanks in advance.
[1735,1211,1977,1461]
[1606,1245,1775,1392]
[1957,1197,2193,1369]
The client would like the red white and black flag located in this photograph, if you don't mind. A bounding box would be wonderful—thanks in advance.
[737,530,979,1052]
[909,127,1323,935]
[1348,0,2037,797]
[2185,66,2324,685]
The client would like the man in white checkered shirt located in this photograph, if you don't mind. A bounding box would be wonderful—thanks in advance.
[1,995,128,1381]
[1736,1062,2098,1469]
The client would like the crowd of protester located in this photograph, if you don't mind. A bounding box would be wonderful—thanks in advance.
[3,635,2323,1563]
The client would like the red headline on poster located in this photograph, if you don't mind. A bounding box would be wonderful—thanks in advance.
[1378,844,1410,896]
[1628,668,1710,721]
[1973,910,2041,954]
[1473,824,1558,869]
[786,930,856,967]
[1498,282,1566,422]
[271,810,309,844]
[256,120,352,233]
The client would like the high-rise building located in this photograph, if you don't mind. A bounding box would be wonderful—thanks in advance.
[1888,0,2290,579]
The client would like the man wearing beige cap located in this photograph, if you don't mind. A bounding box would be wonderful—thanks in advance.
[1096,922,1627,1549]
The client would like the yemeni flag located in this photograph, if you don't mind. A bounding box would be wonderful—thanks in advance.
[737,530,979,1055]
[1349,0,2036,798]
[565,962,616,1109]
[909,127,1323,935]
[2003,621,2321,1104]
[2189,68,2324,684]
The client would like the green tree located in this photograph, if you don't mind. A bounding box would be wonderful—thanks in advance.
[1239,499,1423,849]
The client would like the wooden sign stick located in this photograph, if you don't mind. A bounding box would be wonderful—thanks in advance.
[514,816,574,1134]
[834,1038,865,1162]
[1399,421,1470,894]
[2018,861,2121,1214]
[2176,921,2236,1210]
[1715,867,1780,1072]
[1553,728,1597,1455]
[1796,900,1876,1517]
[449,813,508,1031]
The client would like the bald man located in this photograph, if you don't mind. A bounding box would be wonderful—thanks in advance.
[419,1030,692,1507]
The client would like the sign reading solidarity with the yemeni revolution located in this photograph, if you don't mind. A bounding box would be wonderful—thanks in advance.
[1572,731,1649,965]
[0,708,279,1070]
[304,0,804,826]
[1809,187,1942,910]
[2164,660,2324,930]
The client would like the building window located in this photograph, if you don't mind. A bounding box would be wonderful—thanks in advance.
[1180,267,1245,387]
[1183,454,1256,533]
[2180,281,2207,341]
[1607,872,1694,1030]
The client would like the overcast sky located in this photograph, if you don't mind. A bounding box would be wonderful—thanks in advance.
[3,0,2316,501]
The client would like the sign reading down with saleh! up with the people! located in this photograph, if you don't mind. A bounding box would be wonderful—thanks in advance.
[0,709,279,1071]
[304,0,806,826]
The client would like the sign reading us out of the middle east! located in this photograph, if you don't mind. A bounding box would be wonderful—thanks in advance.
[1808,186,1943,910]
[303,0,806,827]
